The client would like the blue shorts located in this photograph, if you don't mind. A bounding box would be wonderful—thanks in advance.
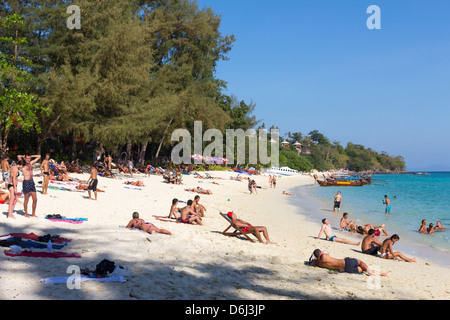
[22,180,36,194]
[385,205,391,213]
[328,235,336,242]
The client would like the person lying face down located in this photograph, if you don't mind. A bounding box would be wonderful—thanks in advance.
[126,212,171,235]
[309,249,388,276]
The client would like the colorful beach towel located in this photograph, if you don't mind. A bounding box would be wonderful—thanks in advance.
[4,250,81,258]
[1,233,71,244]
[45,215,87,224]
[41,274,127,284]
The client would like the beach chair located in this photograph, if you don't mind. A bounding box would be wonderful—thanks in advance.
[219,211,255,243]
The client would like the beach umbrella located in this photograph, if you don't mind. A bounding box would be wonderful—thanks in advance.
[191,154,204,160]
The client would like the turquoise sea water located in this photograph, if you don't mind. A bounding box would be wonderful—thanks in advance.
[292,173,450,266]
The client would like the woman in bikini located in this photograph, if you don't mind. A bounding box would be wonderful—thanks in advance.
[126,212,171,235]
[379,234,416,262]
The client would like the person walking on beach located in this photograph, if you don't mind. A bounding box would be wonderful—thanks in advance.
[317,218,361,246]
[272,175,277,189]
[380,234,416,262]
[17,154,41,218]
[333,191,342,213]
[87,164,99,200]
[309,249,388,276]
[39,153,50,195]
[384,195,391,214]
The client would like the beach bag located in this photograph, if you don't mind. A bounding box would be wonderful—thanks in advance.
[95,259,116,276]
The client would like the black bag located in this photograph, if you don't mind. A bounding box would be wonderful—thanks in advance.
[95,259,116,276]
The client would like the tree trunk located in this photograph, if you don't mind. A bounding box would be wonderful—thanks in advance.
[70,131,77,161]
[155,119,173,159]
[126,140,132,162]
[139,140,148,163]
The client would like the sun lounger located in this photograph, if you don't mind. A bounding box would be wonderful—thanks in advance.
[219,211,255,243]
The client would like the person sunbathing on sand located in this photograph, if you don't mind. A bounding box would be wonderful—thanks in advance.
[184,187,212,195]
[0,189,11,204]
[75,184,105,192]
[380,234,416,262]
[180,200,203,225]
[227,212,275,245]
[282,191,295,196]
[340,212,357,232]
[124,180,144,187]
[361,229,383,256]
[357,223,389,237]
[168,198,182,219]
[126,212,171,235]
[309,249,388,276]
[317,219,361,246]
[193,195,206,217]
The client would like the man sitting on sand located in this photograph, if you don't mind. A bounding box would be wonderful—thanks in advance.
[180,200,203,225]
[309,249,388,276]
[227,212,275,245]
[126,212,171,235]
[361,229,383,256]
[380,234,416,262]
[340,212,357,232]
[317,219,361,246]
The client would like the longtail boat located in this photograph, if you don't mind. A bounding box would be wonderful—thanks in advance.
[317,179,364,187]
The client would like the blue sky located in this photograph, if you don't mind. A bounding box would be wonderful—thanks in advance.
[197,0,450,171]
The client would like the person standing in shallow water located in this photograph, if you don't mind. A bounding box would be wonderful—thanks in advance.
[333,191,342,213]
[384,195,391,214]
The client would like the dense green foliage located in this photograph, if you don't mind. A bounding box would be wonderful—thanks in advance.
[280,131,406,172]
[0,2,406,171]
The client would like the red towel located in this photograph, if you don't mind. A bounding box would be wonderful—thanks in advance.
[4,250,81,258]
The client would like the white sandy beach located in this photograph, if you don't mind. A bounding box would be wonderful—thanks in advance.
[0,169,449,300]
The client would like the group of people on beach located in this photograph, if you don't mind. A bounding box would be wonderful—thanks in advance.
[309,188,430,276]
[419,219,445,234]
[1,154,41,219]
